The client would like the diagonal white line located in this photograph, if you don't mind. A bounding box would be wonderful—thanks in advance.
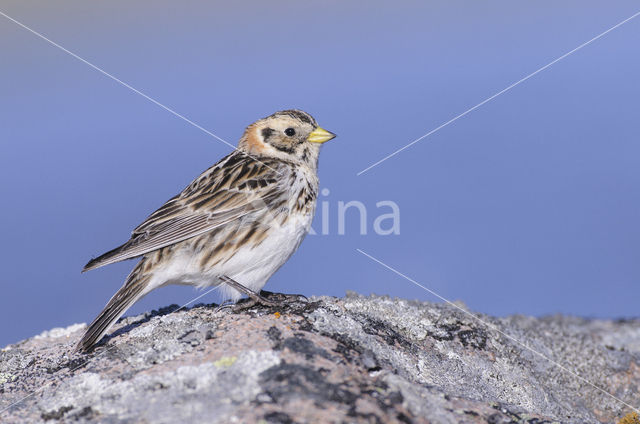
[0,285,220,415]
[357,10,640,176]
[0,10,282,175]
[356,248,640,414]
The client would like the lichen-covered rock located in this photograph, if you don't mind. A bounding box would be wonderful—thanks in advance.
[1,293,639,423]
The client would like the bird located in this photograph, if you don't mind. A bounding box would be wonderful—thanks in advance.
[76,110,336,352]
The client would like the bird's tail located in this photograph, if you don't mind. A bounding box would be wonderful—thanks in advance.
[75,261,150,352]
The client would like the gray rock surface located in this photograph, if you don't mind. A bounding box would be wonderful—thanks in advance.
[1,293,639,423]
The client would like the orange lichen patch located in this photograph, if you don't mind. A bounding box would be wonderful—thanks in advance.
[619,412,640,424]
[274,312,281,319]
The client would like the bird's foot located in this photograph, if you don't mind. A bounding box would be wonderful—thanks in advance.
[215,276,308,313]
[215,291,277,313]
[216,291,308,313]
[259,290,308,304]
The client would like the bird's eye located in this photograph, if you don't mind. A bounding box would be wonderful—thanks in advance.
[284,128,296,137]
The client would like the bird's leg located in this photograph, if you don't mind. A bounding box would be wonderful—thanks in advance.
[216,276,307,312]
[219,276,279,308]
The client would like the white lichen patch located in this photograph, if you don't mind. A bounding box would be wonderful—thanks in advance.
[0,372,15,384]
[35,323,86,340]
[37,350,281,422]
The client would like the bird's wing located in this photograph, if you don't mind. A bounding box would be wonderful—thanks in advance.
[83,152,288,271]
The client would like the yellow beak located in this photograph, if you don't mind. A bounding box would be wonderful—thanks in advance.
[307,126,336,144]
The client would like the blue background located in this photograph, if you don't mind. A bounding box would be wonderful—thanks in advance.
[1,1,639,347]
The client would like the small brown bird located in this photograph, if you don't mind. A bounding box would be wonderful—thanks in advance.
[77,110,335,352]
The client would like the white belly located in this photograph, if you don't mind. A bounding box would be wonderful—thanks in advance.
[147,211,313,301]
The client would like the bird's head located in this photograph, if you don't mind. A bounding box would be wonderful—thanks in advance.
[239,110,336,166]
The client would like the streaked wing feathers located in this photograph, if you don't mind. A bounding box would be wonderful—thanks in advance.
[83,152,288,271]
